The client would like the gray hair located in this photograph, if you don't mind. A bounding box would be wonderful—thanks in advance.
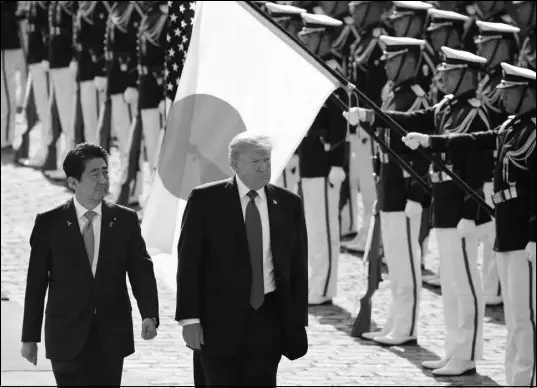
[228,132,273,170]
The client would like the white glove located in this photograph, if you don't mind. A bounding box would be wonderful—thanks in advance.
[483,182,494,207]
[328,167,346,185]
[457,218,477,238]
[402,133,430,150]
[94,76,107,92]
[41,60,49,72]
[526,241,536,263]
[158,100,166,115]
[404,200,422,218]
[69,60,78,76]
[123,87,139,105]
[343,107,370,126]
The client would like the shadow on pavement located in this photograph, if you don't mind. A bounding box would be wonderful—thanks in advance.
[485,304,505,325]
[436,373,501,386]
[1,148,14,166]
[308,304,355,335]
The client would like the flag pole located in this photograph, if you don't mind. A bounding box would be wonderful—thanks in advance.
[243,1,493,217]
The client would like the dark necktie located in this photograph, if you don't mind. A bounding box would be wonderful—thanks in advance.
[83,211,97,267]
[245,191,264,309]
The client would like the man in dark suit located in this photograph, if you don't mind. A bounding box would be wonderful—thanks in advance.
[20,142,160,387]
[175,132,309,387]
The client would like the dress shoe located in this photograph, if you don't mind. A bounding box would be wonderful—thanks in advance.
[485,295,503,306]
[44,169,67,180]
[432,358,476,377]
[308,297,333,306]
[373,333,418,346]
[361,329,390,341]
[422,358,451,370]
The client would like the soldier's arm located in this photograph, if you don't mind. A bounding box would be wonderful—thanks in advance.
[382,105,437,135]
[429,130,498,152]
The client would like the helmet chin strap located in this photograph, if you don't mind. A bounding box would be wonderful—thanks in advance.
[515,86,527,114]
[452,68,468,96]
[393,53,406,84]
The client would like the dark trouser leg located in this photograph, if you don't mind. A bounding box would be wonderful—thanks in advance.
[241,355,281,387]
[199,355,241,387]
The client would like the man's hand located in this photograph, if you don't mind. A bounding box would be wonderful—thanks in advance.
[94,76,107,92]
[328,167,346,186]
[123,87,139,105]
[342,107,370,126]
[457,218,476,238]
[405,200,422,218]
[69,60,78,77]
[41,60,49,72]
[21,342,38,366]
[141,318,157,340]
[402,133,430,150]
[158,100,165,115]
[182,323,204,351]
[483,182,494,207]
[526,241,536,263]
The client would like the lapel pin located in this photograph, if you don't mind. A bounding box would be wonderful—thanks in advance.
[273,200,278,205]
[109,217,116,228]
[67,221,72,227]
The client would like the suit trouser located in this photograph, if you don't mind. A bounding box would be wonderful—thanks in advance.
[26,63,50,163]
[497,250,536,387]
[197,292,282,387]
[341,132,376,246]
[478,219,501,300]
[80,80,100,144]
[302,177,342,300]
[436,228,484,361]
[51,316,124,387]
[1,48,26,148]
[380,211,422,338]
[275,154,300,194]
[49,67,76,164]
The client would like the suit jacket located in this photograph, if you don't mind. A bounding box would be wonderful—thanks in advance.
[21,199,159,361]
[175,177,308,358]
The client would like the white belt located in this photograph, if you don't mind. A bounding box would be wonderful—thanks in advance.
[492,185,518,205]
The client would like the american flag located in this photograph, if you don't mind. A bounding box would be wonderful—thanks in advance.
[165,0,196,101]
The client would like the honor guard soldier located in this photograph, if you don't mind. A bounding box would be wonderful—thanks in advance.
[297,13,348,306]
[92,1,114,104]
[388,1,436,96]
[43,0,78,180]
[1,1,27,150]
[74,1,113,145]
[513,1,536,71]
[266,3,306,194]
[475,20,521,306]
[19,1,52,167]
[340,0,391,252]
[133,0,167,178]
[360,36,431,346]
[403,62,536,388]
[104,1,144,204]
[346,47,491,376]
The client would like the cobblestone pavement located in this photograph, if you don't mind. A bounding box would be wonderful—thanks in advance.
[1,121,506,386]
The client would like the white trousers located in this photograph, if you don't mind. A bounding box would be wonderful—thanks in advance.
[141,107,162,177]
[80,80,100,145]
[27,63,50,163]
[302,177,342,300]
[478,220,501,300]
[436,228,485,361]
[342,131,377,243]
[497,251,536,387]
[275,154,300,194]
[1,48,25,147]
[49,67,76,162]
[111,93,137,163]
[380,211,422,337]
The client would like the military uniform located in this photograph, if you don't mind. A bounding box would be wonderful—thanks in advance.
[361,37,432,346]
[513,1,535,70]
[105,1,144,202]
[21,1,51,165]
[426,62,536,387]
[368,47,491,376]
[1,1,26,149]
[297,13,347,305]
[74,1,113,145]
[475,20,521,306]
[340,0,390,250]
[43,0,78,179]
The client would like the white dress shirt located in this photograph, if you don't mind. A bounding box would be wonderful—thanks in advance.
[179,176,276,327]
[73,196,102,277]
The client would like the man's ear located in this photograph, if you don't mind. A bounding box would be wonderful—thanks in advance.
[67,177,78,192]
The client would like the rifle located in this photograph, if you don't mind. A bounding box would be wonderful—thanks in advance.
[116,109,143,206]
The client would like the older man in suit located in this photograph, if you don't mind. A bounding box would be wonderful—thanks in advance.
[176,132,309,387]
[20,142,160,387]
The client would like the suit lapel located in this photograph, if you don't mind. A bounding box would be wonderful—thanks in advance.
[95,200,115,279]
[63,199,94,279]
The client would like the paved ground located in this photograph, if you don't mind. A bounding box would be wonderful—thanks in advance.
[1,121,507,386]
